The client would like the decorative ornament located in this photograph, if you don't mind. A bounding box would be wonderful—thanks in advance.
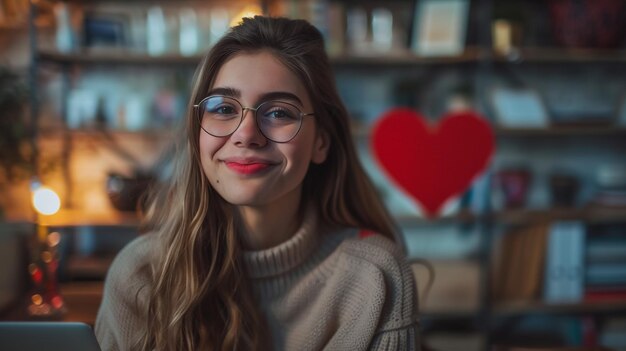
[372,108,495,218]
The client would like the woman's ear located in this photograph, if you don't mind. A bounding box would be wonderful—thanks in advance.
[312,129,330,164]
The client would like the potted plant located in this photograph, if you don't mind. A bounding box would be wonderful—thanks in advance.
[0,65,32,219]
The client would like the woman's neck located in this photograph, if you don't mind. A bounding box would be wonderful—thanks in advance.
[236,192,303,251]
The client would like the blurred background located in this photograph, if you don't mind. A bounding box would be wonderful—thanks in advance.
[1,0,625,350]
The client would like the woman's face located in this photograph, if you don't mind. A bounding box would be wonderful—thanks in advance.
[199,51,329,209]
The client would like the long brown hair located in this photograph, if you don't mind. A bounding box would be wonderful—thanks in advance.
[139,16,398,350]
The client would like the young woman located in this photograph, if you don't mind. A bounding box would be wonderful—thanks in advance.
[95,16,420,351]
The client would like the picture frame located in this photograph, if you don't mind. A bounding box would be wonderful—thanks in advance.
[412,0,469,56]
[490,88,550,128]
[82,11,129,48]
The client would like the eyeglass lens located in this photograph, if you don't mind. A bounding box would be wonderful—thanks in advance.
[199,96,303,143]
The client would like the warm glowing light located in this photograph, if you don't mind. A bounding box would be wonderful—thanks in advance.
[32,186,61,215]
[41,251,52,263]
[31,294,43,305]
[229,4,262,27]
[28,263,38,274]
[51,295,64,309]
[47,232,61,247]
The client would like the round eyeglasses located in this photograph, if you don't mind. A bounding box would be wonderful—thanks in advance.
[194,95,315,143]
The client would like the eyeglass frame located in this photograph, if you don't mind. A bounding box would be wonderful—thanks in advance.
[193,95,316,143]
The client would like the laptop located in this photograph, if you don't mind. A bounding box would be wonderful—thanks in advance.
[0,322,102,351]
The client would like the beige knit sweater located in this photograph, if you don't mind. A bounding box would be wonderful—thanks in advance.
[95,210,421,350]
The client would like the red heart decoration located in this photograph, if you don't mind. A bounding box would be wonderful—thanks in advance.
[371,108,495,218]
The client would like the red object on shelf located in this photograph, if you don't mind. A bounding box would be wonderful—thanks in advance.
[584,288,626,302]
[549,0,625,48]
[497,168,532,209]
[371,108,494,218]
[581,316,598,348]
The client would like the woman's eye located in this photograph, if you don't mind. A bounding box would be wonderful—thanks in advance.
[269,110,288,118]
[208,104,238,115]
[265,108,296,120]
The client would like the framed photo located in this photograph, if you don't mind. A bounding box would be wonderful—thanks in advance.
[83,11,129,48]
[490,88,550,128]
[412,0,469,56]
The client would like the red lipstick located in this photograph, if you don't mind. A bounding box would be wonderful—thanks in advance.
[225,161,274,175]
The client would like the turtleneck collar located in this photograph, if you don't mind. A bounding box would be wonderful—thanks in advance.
[242,207,318,279]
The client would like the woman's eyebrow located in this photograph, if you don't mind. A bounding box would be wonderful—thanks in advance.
[258,92,303,106]
[207,87,240,98]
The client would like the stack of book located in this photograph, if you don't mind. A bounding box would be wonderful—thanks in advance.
[589,166,626,208]
[584,225,626,303]
[589,189,626,207]
[493,221,626,306]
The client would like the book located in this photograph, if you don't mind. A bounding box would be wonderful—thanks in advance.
[585,263,626,286]
[586,227,626,264]
[586,241,626,264]
[584,287,626,302]
[492,224,548,302]
[543,221,585,304]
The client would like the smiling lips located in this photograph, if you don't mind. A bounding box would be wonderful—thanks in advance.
[224,159,277,175]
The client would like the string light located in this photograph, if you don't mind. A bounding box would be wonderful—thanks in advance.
[32,186,61,216]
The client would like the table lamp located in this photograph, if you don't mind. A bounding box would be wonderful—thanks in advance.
[27,182,65,318]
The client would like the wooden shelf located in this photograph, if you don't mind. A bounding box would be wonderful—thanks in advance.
[395,210,479,226]
[38,49,202,66]
[356,125,626,139]
[0,282,104,326]
[494,207,626,225]
[495,300,626,317]
[4,212,140,227]
[37,47,626,68]
[39,127,178,141]
[37,48,484,67]
[59,282,104,326]
[41,209,141,227]
[0,23,27,31]
[330,47,483,66]
[495,126,626,137]
[494,47,626,63]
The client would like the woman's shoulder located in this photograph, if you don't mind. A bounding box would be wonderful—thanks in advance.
[113,233,156,266]
[326,231,413,293]
[96,233,158,349]
[331,231,418,329]
[338,231,408,269]
[105,233,158,287]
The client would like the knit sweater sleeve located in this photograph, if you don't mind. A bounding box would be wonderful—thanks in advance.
[345,234,421,351]
[95,234,154,351]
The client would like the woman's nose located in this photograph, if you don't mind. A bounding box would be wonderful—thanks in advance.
[230,108,268,148]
